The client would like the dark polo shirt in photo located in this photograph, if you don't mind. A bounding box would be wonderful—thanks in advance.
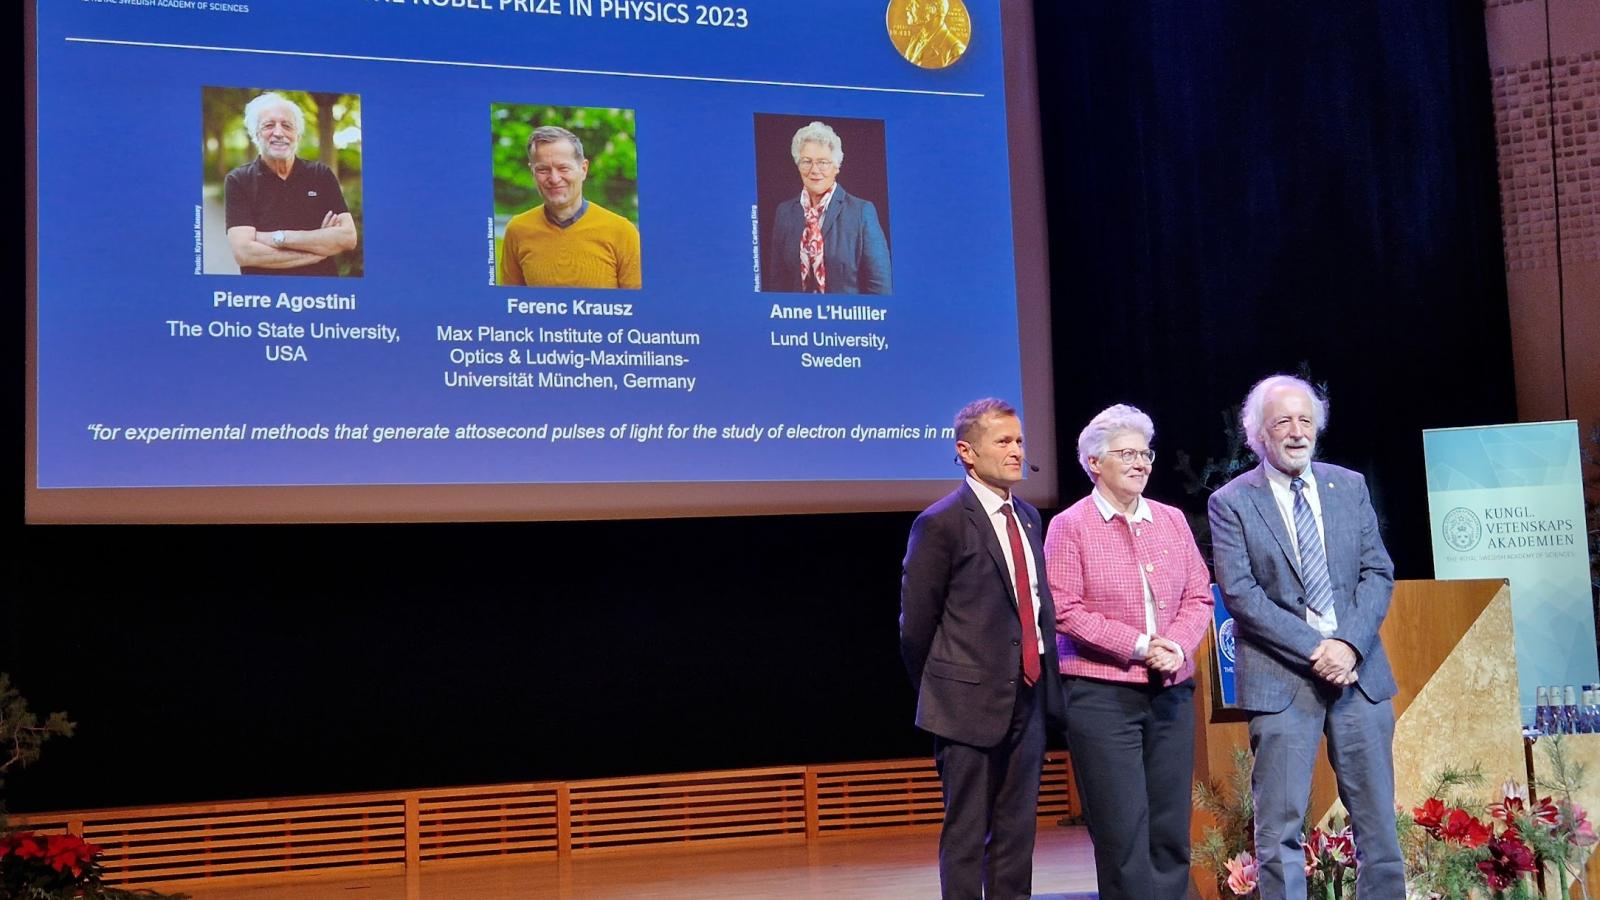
[224,156,350,276]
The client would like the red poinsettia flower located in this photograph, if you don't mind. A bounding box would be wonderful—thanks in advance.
[42,833,99,878]
[1478,832,1538,890]
[1439,808,1491,848]
[9,832,47,860]
[1413,797,1446,834]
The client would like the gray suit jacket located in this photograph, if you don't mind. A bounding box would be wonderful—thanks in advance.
[1207,462,1395,713]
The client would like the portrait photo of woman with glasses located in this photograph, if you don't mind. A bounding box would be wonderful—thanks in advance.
[756,115,893,295]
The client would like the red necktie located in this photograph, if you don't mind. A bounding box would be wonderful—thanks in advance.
[1001,504,1041,686]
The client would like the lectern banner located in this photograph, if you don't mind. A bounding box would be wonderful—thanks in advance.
[1209,584,1238,708]
[1422,420,1597,725]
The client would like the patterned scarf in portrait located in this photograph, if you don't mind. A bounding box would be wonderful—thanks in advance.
[799,186,834,293]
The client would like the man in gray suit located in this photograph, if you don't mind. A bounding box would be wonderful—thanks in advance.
[1207,375,1404,899]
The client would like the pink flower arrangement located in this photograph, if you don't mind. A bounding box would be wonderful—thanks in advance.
[1225,851,1259,896]
[1563,801,1598,847]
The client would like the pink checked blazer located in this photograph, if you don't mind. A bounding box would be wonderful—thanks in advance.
[1044,493,1214,685]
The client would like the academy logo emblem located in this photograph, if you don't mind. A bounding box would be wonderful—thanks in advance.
[1217,618,1237,663]
[1442,507,1482,552]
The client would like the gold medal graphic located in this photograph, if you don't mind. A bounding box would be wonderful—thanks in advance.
[886,0,971,70]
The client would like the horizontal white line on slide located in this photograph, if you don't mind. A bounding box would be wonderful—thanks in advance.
[63,37,987,98]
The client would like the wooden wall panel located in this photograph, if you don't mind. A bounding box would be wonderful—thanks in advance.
[10,754,1080,891]
[415,786,561,862]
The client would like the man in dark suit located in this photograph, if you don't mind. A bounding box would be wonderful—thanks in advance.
[1207,375,1404,899]
[901,398,1063,900]
[765,120,892,294]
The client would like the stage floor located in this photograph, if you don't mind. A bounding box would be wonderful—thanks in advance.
[184,825,1099,899]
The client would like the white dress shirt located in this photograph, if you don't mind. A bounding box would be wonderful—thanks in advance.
[967,474,1046,654]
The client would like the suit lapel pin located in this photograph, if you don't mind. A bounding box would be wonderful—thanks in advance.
[1327,482,1335,490]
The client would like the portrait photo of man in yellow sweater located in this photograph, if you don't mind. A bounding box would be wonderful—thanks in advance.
[496,122,642,290]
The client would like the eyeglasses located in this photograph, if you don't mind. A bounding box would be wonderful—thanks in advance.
[797,158,837,171]
[1102,448,1155,465]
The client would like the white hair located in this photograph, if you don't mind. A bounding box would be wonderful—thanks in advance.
[1076,403,1154,481]
[243,92,304,154]
[790,121,844,167]
[1240,374,1328,458]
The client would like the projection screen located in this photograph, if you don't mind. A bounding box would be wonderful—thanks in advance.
[25,0,1055,523]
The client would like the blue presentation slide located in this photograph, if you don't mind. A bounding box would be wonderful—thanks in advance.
[34,0,1028,489]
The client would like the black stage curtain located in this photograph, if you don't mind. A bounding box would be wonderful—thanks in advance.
[1035,0,1515,573]
[9,514,925,810]
[6,2,1515,811]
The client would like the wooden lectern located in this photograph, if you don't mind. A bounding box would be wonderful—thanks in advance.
[1189,579,1522,899]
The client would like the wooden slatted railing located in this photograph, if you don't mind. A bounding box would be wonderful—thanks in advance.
[13,796,408,887]
[9,753,1076,890]
[567,767,808,851]
[414,784,562,863]
[812,757,945,832]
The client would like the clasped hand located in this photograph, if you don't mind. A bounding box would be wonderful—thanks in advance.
[1309,639,1359,686]
[1144,636,1183,675]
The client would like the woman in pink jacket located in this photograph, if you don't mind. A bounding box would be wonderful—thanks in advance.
[1044,403,1214,900]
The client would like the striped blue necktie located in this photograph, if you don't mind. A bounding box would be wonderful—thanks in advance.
[1291,476,1334,616]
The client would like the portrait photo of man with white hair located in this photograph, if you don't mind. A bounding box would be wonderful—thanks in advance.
[212,89,360,277]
